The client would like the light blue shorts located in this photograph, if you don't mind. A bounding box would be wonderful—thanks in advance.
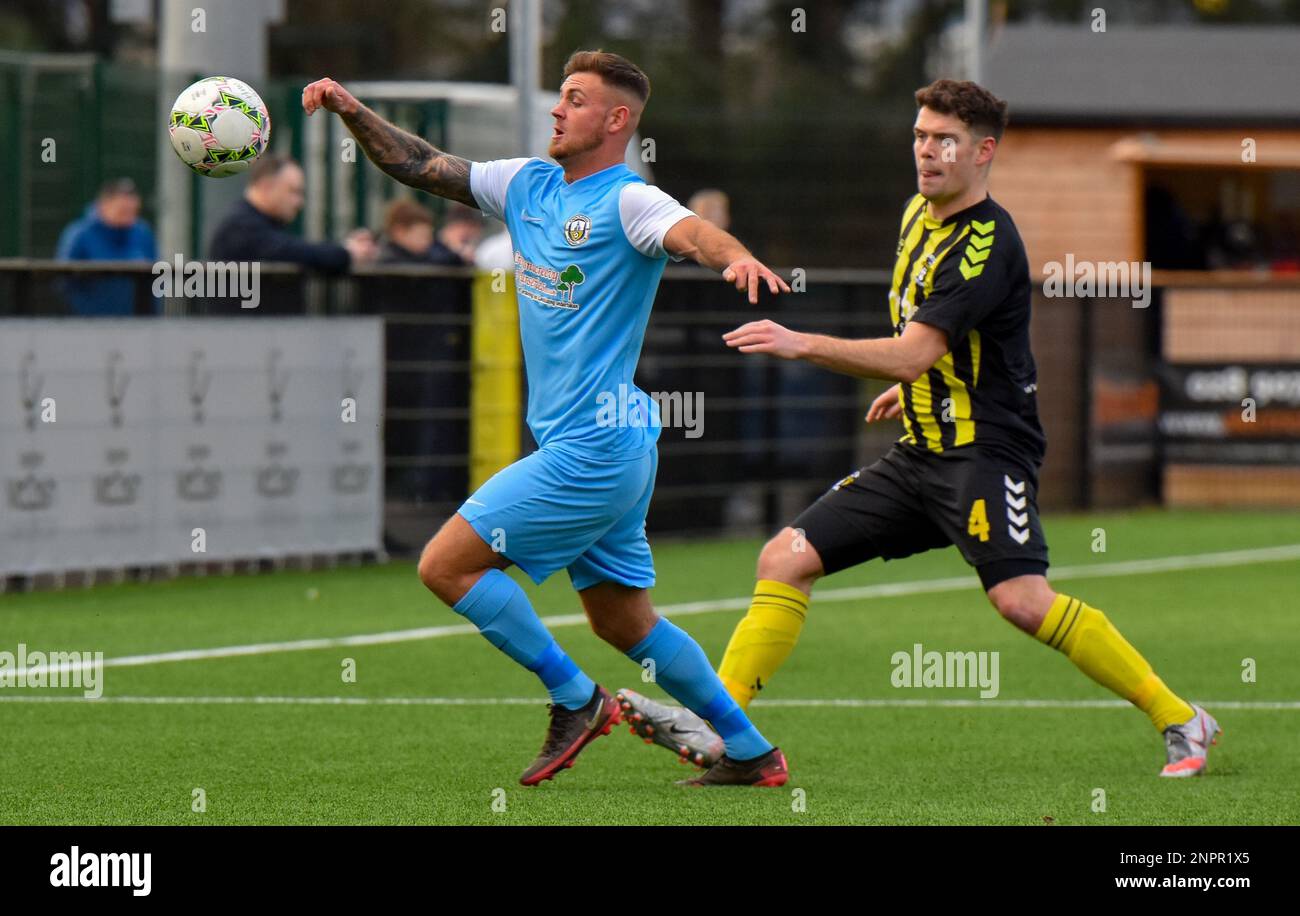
[457,442,657,590]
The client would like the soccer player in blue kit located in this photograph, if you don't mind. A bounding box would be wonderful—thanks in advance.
[303,51,791,787]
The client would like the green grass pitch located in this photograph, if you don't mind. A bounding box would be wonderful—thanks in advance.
[1,508,1298,825]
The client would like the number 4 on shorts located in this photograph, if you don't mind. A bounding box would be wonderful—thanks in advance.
[967,498,990,542]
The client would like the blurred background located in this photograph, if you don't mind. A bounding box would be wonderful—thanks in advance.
[2,0,1299,583]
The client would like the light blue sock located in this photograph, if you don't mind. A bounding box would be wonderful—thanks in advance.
[625,617,773,761]
[452,569,594,710]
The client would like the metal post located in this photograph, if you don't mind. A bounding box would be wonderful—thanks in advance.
[966,0,986,84]
[510,0,542,158]
[157,0,284,261]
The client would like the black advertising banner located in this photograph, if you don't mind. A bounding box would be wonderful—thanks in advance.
[1159,364,1300,464]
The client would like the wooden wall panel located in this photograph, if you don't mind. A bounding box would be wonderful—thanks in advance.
[1165,465,1300,506]
[1165,289,1300,361]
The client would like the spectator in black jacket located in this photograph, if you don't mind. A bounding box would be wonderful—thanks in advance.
[430,204,483,265]
[373,199,471,509]
[376,199,441,265]
[209,154,375,272]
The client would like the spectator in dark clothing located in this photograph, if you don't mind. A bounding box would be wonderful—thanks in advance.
[376,199,440,265]
[373,199,471,509]
[55,178,157,316]
[209,154,375,272]
[430,204,483,265]
[375,200,470,307]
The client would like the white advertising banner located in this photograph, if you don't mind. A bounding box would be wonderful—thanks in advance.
[0,318,383,575]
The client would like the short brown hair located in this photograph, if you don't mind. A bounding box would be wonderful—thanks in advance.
[248,153,297,185]
[561,50,650,104]
[441,203,481,227]
[383,198,433,235]
[914,79,1009,141]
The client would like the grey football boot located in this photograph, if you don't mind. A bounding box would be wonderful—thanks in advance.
[1160,705,1222,778]
[616,688,725,769]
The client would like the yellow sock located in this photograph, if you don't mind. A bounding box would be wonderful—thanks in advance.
[1035,593,1195,731]
[717,579,809,709]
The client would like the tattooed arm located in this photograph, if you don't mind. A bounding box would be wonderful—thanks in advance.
[302,78,476,208]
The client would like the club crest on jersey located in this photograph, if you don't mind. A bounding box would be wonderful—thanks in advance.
[913,251,939,291]
[563,214,592,246]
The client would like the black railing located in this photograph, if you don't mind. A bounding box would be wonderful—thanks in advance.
[13,260,1152,555]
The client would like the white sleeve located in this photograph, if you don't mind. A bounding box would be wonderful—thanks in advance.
[619,183,697,260]
[469,158,531,222]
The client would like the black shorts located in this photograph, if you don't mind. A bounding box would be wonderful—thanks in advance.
[791,443,1049,590]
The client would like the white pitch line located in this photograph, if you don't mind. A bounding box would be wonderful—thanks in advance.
[0,695,1297,710]
[11,542,1300,680]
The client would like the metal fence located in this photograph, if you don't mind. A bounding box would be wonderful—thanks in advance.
[12,261,1285,557]
[0,53,917,270]
[0,261,906,553]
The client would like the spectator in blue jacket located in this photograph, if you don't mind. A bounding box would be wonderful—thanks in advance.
[55,178,157,316]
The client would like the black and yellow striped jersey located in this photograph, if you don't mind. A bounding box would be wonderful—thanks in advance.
[888,193,1046,465]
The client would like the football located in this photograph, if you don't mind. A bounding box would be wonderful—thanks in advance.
[167,76,271,177]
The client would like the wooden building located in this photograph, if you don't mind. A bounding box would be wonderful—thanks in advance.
[985,24,1300,506]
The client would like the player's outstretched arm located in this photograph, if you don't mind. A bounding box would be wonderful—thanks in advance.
[664,216,790,304]
[723,319,948,384]
[302,78,476,208]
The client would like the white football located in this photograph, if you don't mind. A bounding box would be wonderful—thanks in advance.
[167,76,271,178]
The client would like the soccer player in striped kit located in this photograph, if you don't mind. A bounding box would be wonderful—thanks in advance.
[620,79,1219,781]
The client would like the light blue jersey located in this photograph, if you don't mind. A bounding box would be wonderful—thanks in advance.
[461,158,695,588]
[444,154,775,767]
[471,158,694,456]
